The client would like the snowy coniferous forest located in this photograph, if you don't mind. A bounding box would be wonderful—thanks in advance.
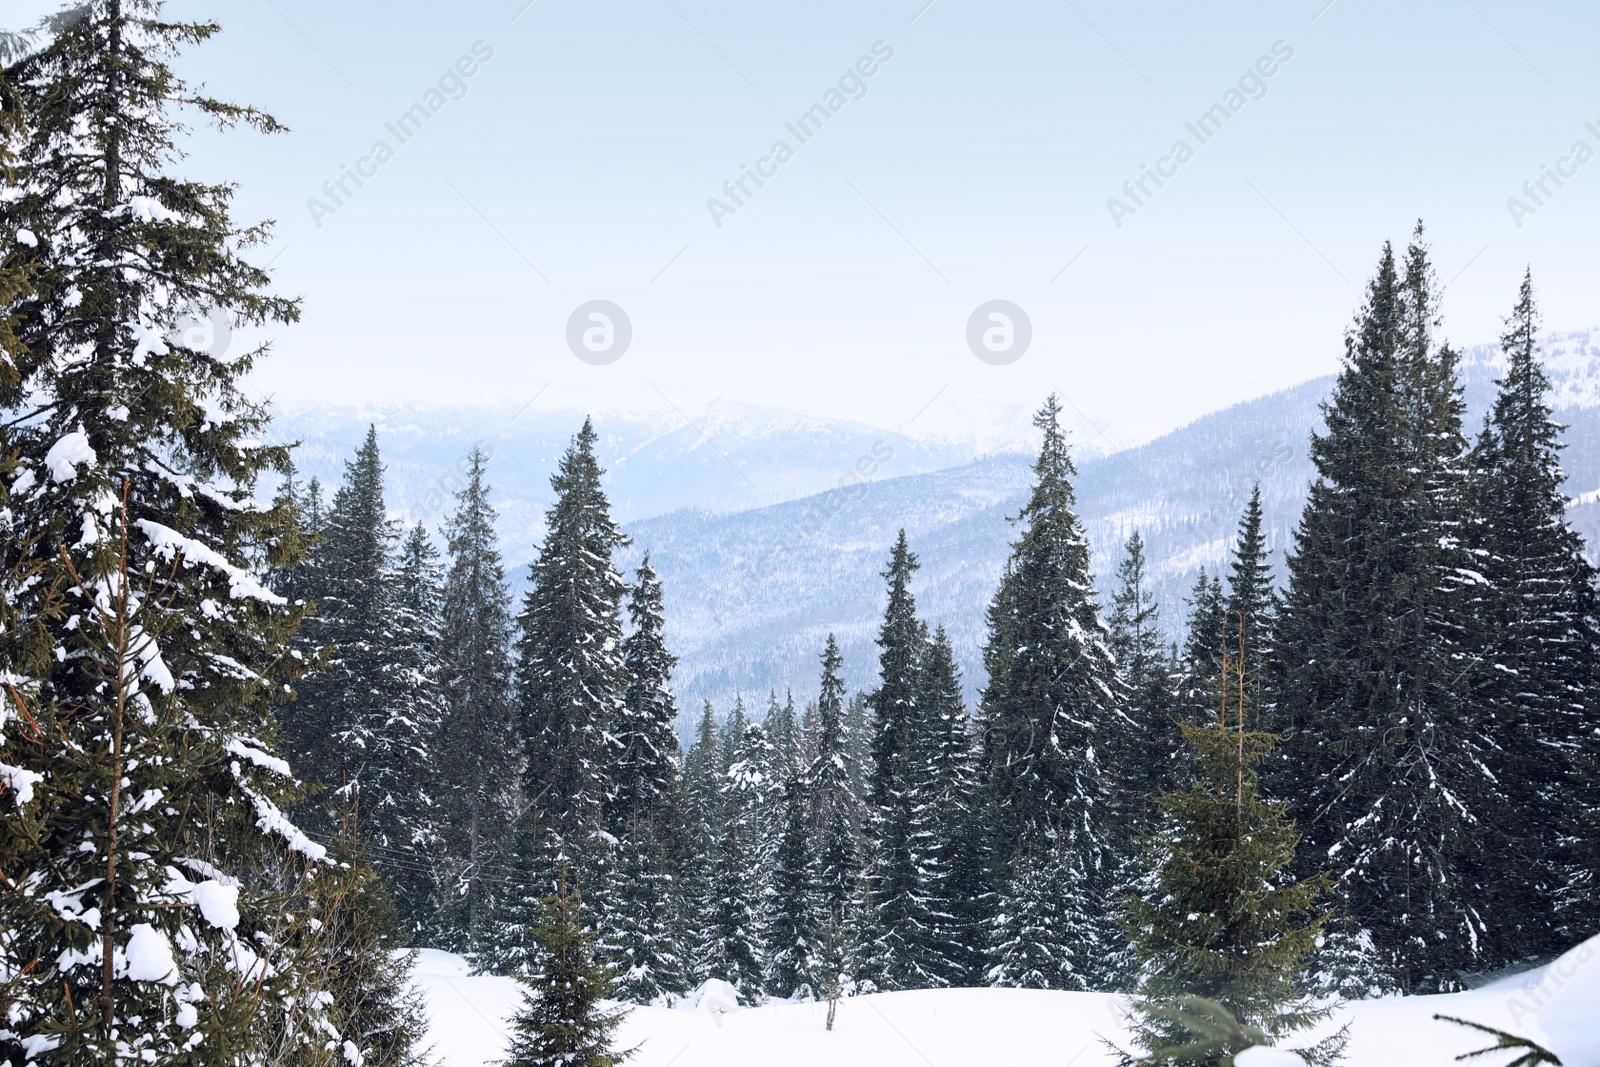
[1,5,1598,1067]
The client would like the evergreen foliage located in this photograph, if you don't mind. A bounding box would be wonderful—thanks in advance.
[0,3,360,1059]
[1120,649,1339,1066]
[1467,271,1600,957]
[503,884,633,1067]
[764,773,820,998]
[436,448,518,950]
[1225,487,1276,708]
[602,823,682,1004]
[1176,570,1226,726]
[285,430,442,934]
[916,626,989,986]
[303,818,432,1067]
[1269,227,1498,993]
[1106,532,1178,855]
[861,533,937,991]
[515,419,628,892]
[612,554,679,834]
[807,636,861,935]
[978,396,1123,990]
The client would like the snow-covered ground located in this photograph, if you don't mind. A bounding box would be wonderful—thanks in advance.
[412,935,1599,1067]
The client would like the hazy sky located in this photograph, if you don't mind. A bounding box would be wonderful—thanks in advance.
[9,0,1600,446]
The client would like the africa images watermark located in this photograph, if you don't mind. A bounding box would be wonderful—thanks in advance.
[1506,119,1600,229]
[306,41,496,229]
[1107,40,1295,229]
[706,41,896,229]
[1504,939,1595,1029]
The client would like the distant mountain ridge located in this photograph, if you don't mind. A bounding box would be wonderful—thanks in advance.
[624,329,1600,726]
[267,330,1600,734]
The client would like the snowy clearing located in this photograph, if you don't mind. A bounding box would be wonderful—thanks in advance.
[412,934,1598,1067]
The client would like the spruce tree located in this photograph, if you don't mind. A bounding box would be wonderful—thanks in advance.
[602,823,682,1004]
[868,530,922,809]
[977,395,1122,990]
[1119,645,1341,1067]
[765,689,802,782]
[612,553,679,834]
[916,625,988,987]
[764,773,820,998]
[288,430,391,807]
[1175,570,1225,726]
[702,719,773,1000]
[288,430,441,929]
[673,702,722,985]
[0,4,352,1059]
[436,448,518,950]
[379,523,447,937]
[1106,531,1177,852]
[304,814,431,1067]
[985,844,1086,990]
[1269,227,1496,993]
[1225,486,1276,706]
[861,532,935,991]
[515,419,628,892]
[504,884,633,1067]
[808,636,861,935]
[479,808,562,979]
[1468,271,1600,958]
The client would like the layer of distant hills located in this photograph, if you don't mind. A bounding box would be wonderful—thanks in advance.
[268,330,1600,734]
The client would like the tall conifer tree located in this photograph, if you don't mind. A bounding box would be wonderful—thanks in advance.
[0,3,353,1058]
[861,533,935,990]
[1106,532,1177,848]
[1468,271,1600,957]
[808,635,861,933]
[978,396,1122,990]
[436,448,517,949]
[516,419,628,891]
[612,554,679,833]
[1270,227,1496,993]
[1225,486,1276,704]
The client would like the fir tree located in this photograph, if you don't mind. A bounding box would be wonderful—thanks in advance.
[808,636,861,933]
[977,395,1123,990]
[369,523,448,938]
[612,554,679,834]
[1106,531,1177,852]
[504,884,633,1067]
[304,814,432,1067]
[917,625,989,987]
[764,773,820,998]
[601,823,683,1004]
[985,844,1087,990]
[861,532,936,991]
[479,809,562,979]
[765,689,802,782]
[0,4,351,1059]
[288,431,442,931]
[701,719,776,1000]
[1175,570,1226,726]
[1468,271,1600,957]
[843,689,873,804]
[1269,227,1496,993]
[1119,639,1342,1067]
[289,429,393,808]
[516,419,629,891]
[436,448,518,950]
[868,530,922,809]
[673,702,722,985]
[1225,486,1276,705]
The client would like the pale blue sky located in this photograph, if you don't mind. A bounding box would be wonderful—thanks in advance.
[9,0,1600,444]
